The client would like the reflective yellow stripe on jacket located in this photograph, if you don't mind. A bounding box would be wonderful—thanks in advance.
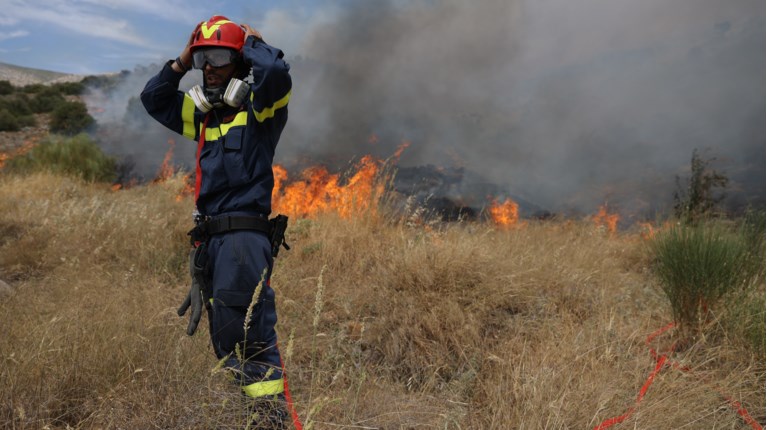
[181,95,196,140]
[252,90,291,123]
[202,111,248,140]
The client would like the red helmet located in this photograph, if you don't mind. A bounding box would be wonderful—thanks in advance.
[190,15,245,52]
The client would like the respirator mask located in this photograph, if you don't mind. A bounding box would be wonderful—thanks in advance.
[186,47,249,113]
[188,79,248,113]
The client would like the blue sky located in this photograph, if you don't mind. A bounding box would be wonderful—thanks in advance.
[0,0,335,74]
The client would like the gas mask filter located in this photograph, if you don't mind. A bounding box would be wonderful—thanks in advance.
[188,78,249,113]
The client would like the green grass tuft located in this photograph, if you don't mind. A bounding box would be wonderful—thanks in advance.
[651,221,764,338]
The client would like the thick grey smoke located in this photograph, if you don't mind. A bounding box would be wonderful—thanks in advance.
[279,0,764,217]
[84,66,199,182]
[87,0,765,220]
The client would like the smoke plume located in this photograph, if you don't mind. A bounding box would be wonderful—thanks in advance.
[89,0,766,219]
[280,0,764,217]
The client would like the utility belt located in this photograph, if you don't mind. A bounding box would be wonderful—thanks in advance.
[188,213,291,258]
[178,213,291,336]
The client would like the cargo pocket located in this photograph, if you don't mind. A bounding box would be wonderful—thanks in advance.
[210,289,263,357]
[222,128,249,187]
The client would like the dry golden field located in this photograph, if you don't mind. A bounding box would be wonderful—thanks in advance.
[0,172,764,429]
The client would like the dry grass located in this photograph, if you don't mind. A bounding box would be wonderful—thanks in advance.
[0,172,763,429]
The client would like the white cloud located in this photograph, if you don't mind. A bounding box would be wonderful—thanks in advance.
[0,0,206,45]
[77,0,206,23]
[0,46,30,53]
[0,30,29,42]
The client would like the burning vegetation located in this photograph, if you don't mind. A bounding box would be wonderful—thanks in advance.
[0,138,38,170]
[592,204,620,234]
[0,133,722,235]
[272,155,385,219]
[488,197,521,229]
[140,140,637,231]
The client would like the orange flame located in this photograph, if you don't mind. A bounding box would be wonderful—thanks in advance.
[139,138,194,201]
[392,140,411,160]
[154,139,176,183]
[0,138,39,169]
[112,178,139,192]
[638,222,655,239]
[488,197,520,228]
[637,220,673,240]
[592,204,620,234]
[175,174,194,202]
[273,155,386,219]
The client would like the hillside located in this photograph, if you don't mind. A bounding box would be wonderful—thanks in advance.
[0,61,85,87]
[0,62,90,159]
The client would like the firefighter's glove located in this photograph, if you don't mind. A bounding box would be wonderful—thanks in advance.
[177,248,206,336]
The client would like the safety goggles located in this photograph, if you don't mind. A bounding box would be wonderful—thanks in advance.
[192,48,238,69]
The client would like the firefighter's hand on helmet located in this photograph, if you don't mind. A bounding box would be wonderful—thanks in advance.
[177,22,202,70]
[188,21,202,46]
[241,24,264,44]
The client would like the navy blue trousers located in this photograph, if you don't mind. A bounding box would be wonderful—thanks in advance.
[204,229,284,398]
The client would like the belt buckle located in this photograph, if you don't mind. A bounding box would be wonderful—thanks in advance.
[193,213,210,226]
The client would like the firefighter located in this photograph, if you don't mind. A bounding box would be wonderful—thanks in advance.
[140,15,292,428]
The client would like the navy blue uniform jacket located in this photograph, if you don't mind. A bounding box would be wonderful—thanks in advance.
[141,36,291,217]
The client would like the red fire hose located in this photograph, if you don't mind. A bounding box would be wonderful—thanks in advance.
[593,322,763,430]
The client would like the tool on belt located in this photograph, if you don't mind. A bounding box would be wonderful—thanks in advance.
[177,214,290,336]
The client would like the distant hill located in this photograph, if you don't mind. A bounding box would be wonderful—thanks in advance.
[0,62,85,87]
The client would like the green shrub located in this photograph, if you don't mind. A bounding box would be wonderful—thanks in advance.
[674,149,728,225]
[4,133,116,182]
[24,114,36,126]
[0,96,11,113]
[52,81,85,95]
[0,93,34,116]
[49,100,94,135]
[14,112,36,128]
[0,94,36,130]
[81,73,126,92]
[0,109,20,131]
[0,80,13,96]
[29,87,66,113]
[651,221,763,337]
[22,83,45,94]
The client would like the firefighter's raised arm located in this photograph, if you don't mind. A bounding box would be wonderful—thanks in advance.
[171,22,202,74]
[240,24,292,124]
[240,24,264,44]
